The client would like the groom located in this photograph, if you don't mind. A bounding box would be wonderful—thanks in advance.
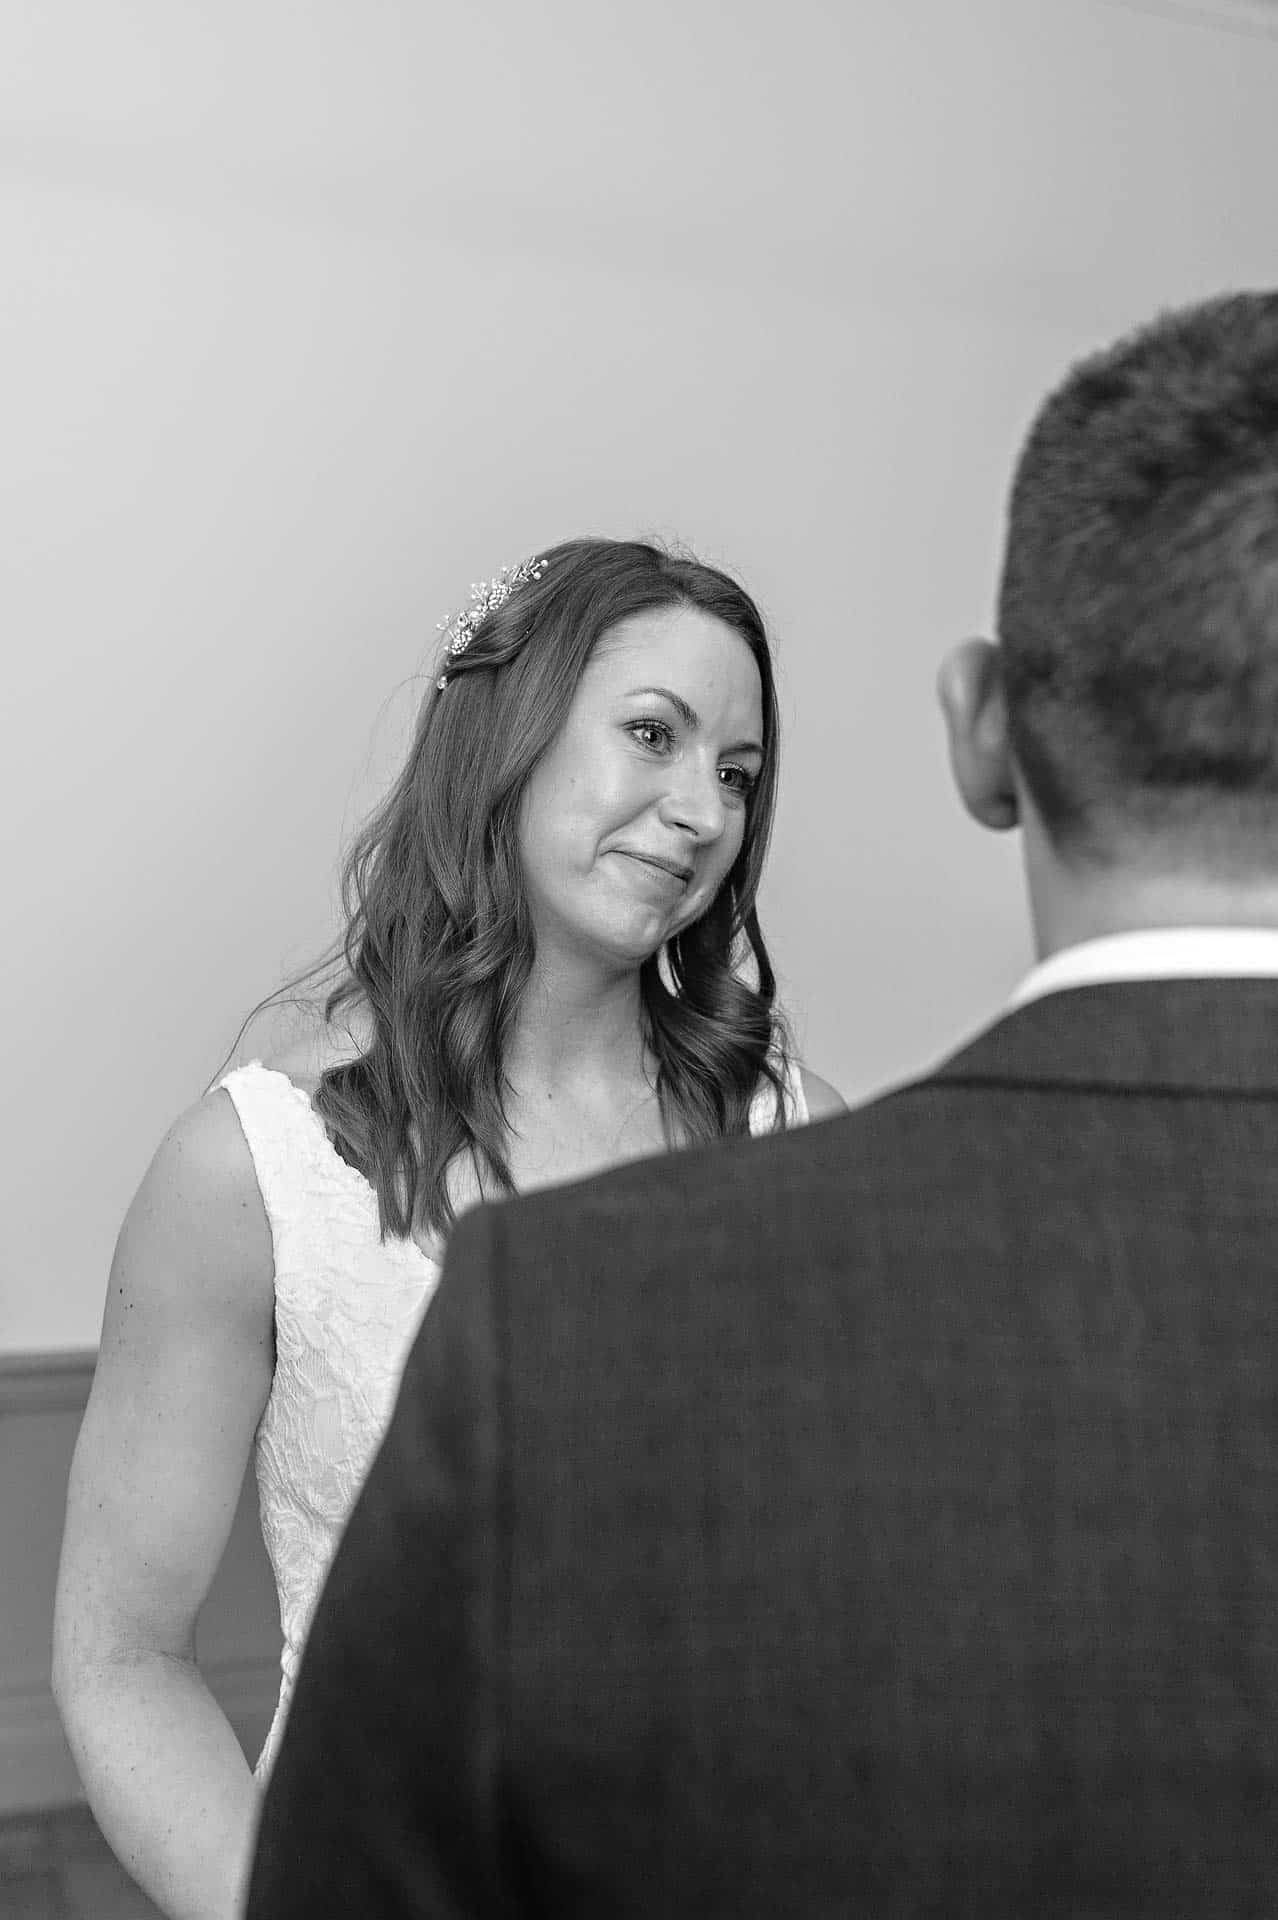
[248,289,1278,1916]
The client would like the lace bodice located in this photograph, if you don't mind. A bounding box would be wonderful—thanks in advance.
[219,1056,809,1779]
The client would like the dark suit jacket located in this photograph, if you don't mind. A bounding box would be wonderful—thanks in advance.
[247,981,1278,1918]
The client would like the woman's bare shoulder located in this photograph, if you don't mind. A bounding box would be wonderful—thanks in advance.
[799,1066,847,1120]
[136,1091,275,1314]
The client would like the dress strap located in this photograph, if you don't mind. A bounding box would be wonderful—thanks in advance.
[217,1060,374,1243]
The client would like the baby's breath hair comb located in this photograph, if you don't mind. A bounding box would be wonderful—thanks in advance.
[435,554,550,690]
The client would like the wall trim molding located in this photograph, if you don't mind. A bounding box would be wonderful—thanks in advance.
[0,1352,96,1416]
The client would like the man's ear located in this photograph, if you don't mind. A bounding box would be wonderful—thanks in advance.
[935,639,1020,831]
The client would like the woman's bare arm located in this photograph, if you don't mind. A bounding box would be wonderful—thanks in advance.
[53,1090,275,1920]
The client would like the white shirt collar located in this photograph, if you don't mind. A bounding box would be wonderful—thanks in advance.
[1009,926,1278,1011]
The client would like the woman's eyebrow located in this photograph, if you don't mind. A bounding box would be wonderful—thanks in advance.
[624,685,764,758]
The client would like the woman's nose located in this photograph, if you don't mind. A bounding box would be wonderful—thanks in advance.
[658,761,727,842]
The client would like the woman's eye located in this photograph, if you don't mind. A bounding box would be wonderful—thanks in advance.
[628,721,757,798]
[629,720,674,752]
[719,764,758,798]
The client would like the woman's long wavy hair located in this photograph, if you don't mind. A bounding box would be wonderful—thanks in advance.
[253,536,792,1241]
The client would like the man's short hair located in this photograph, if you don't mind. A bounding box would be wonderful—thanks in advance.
[998,290,1278,866]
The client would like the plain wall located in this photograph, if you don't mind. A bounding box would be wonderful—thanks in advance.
[4,0,1278,1352]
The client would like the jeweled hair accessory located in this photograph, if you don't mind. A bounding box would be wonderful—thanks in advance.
[435,554,550,690]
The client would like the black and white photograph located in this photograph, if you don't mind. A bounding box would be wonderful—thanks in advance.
[4,1,1278,1913]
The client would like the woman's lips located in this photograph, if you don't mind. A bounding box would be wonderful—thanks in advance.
[614,851,692,889]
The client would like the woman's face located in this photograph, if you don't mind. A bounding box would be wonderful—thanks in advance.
[517,604,766,979]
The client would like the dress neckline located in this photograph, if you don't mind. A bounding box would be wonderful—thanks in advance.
[234,1049,802,1265]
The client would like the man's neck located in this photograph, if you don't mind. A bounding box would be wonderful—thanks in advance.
[1026,862,1278,964]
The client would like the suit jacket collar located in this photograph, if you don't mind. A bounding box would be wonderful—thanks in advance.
[930,977,1278,1097]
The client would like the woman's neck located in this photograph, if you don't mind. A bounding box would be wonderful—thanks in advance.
[502,963,652,1101]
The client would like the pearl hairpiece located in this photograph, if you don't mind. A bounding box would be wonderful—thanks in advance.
[435,555,550,690]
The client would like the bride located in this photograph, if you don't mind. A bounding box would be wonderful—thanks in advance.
[52,535,843,1919]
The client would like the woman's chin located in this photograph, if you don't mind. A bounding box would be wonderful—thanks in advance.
[591,915,680,973]
[538,899,698,976]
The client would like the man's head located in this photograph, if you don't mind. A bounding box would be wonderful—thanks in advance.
[939,290,1278,952]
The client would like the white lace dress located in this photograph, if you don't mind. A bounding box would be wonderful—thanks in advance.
[218,1057,810,1779]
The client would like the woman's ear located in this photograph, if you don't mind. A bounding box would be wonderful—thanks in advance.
[935,638,1020,831]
